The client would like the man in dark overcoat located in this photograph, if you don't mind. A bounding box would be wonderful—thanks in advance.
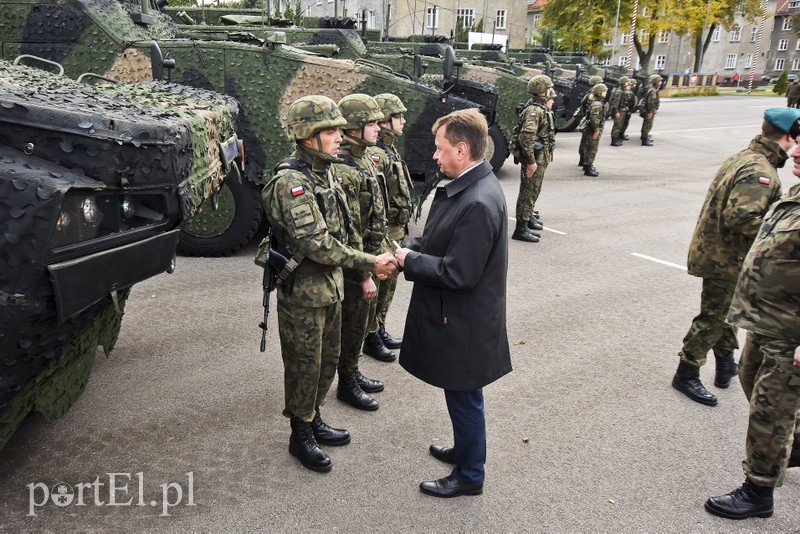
[395,108,512,498]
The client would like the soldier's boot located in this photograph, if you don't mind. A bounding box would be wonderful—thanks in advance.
[583,165,600,177]
[378,322,402,349]
[527,215,543,231]
[289,418,332,473]
[531,210,540,220]
[641,137,654,146]
[363,332,397,362]
[788,432,800,468]
[311,407,351,446]
[577,160,584,167]
[623,134,630,140]
[704,479,774,520]
[611,137,623,147]
[512,219,540,243]
[354,369,384,393]
[337,372,379,411]
[714,353,738,389]
[672,360,718,406]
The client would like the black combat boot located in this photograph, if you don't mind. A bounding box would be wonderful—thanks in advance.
[355,369,384,393]
[337,372,379,411]
[289,418,332,473]
[705,479,774,520]
[527,216,543,231]
[378,322,402,349]
[531,210,540,220]
[789,432,800,468]
[641,137,654,146]
[311,407,351,446]
[672,359,717,406]
[623,134,630,140]
[611,137,622,147]
[363,332,396,362]
[512,219,539,243]
[714,353,738,388]
[583,165,599,177]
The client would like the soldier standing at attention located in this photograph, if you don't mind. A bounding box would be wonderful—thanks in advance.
[577,75,604,165]
[640,74,661,146]
[362,93,415,362]
[262,95,397,472]
[333,94,388,411]
[786,78,800,108]
[671,107,800,406]
[578,83,607,177]
[705,140,800,520]
[513,74,555,243]
[610,76,635,146]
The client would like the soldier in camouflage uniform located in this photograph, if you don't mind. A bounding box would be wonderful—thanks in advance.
[262,95,397,472]
[513,74,556,243]
[363,93,415,361]
[577,75,604,165]
[640,74,661,146]
[705,139,800,520]
[578,83,607,177]
[672,107,800,407]
[786,78,800,108]
[610,76,635,146]
[333,94,388,411]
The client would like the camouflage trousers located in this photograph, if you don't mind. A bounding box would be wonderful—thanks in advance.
[738,331,800,487]
[368,226,405,333]
[339,272,371,375]
[611,111,631,139]
[679,277,738,367]
[276,297,341,422]
[579,128,601,166]
[515,160,548,221]
[641,114,655,140]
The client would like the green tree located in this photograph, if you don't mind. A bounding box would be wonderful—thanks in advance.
[773,70,789,95]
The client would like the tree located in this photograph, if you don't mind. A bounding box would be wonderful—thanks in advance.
[774,70,789,95]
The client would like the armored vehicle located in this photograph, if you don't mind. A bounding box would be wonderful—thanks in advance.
[0,0,480,256]
[0,58,240,451]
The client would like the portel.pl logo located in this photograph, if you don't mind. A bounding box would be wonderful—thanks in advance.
[27,472,195,517]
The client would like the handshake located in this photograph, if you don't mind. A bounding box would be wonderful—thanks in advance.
[373,252,400,280]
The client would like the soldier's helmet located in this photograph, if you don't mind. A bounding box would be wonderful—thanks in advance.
[374,93,407,122]
[528,74,554,95]
[649,74,663,86]
[286,95,347,141]
[338,94,384,130]
[589,75,604,86]
[592,83,608,96]
[618,75,630,85]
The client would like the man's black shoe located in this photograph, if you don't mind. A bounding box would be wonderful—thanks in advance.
[311,408,351,446]
[429,444,456,464]
[714,353,738,388]
[337,374,379,411]
[527,218,543,231]
[583,165,599,177]
[705,479,774,520]
[378,323,402,349]
[289,418,332,473]
[354,369,384,393]
[420,475,483,498]
[363,332,397,362]
[672,360,717,406]
[512,225,540,243]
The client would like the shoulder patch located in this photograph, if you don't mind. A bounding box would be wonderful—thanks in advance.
[290,204,315,228]
[758,176,771,185]
[291,185,305,196]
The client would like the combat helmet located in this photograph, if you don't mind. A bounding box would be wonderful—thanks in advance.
[286,95,346,141]
[649,74,663,86]
[374,93,407,122]
[618,75,630,86]
[592,83,608,96]
[338,94,384,146]
[528,74,554,95]
[589,75,604,86]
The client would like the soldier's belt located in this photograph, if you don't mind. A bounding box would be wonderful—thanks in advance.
[295,259,336,274]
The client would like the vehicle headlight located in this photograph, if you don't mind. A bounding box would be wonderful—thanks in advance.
[82,197,99,223]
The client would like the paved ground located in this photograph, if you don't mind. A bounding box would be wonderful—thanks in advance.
[1,95,798,531]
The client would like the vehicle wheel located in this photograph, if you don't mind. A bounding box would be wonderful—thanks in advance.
[486,124,509,172]
[178,173,263,257]
[556,114,579,132]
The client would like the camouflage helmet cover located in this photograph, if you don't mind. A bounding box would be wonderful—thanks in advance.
[528,74,554,95]
[592,83,608,96]
[338,94,384,130]
[373,93,407,122]
[649,74,663,86]
[589,75,604,86]
[286,95,346,140]
[618,75,630,85]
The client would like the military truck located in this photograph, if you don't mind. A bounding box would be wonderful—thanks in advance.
[0,0,481,257]
[0,58,240,451]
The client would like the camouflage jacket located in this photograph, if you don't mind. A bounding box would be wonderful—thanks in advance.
[580,99,605,133]
[611,87,636,113]
[642,86,660,115]
[727,183,800,342]
[334,140,387,279]
[518,97,556,164]
[687,135,786,281]
[262,145,375,307]
[373,129,414,229]
[788,82,800,99]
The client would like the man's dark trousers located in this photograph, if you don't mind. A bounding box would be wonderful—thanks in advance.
[445,389,486,484]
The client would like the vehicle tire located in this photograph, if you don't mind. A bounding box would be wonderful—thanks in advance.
[178,173,263,257]
[486,124,509,172]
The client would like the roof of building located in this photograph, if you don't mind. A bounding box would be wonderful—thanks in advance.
[528,0,547,12]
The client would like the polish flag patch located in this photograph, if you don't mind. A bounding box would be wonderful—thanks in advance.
[758,176,771,185]
[371,155,380,162]
[291,185,305,196]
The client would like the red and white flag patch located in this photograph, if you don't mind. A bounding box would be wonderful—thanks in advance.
[371,155,380,162]
[758,176,771,185]
[291,185,305,196]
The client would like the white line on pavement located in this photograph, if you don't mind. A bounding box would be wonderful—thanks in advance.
[631,252,687,270]
[510,217,566,235]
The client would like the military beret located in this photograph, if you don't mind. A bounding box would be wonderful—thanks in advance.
[764,107,800,137]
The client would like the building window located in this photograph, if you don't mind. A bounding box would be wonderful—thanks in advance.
[600,57,611,66]
[456,8,475,29]
[496,9,506,30]
[776,58,785,70]
[744,53,753,69]
[641,6,648,17]
[658,31,669,43]
[640,29,649,42]
[751,27,758,42]
[793,58,800,70]
[604,38,613,45]
[730,26,740,42]
[533,13,540,26]
[621,33,629,44]
[712,26,721,42]
[368,9,376,29]
[618,56,628,67]
[790,0,800,7]
[725,54,737,69]
[426,7,438,29]
[655,55,666,70]
[779,39,789,51]
[783,18,792,31]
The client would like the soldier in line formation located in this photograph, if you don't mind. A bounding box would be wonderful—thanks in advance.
[609,76,636,147]
[639,73,662,146]
[786,78,800,108]
[578,83,608,177]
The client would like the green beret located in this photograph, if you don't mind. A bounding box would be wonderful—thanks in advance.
[764,107,800,136]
